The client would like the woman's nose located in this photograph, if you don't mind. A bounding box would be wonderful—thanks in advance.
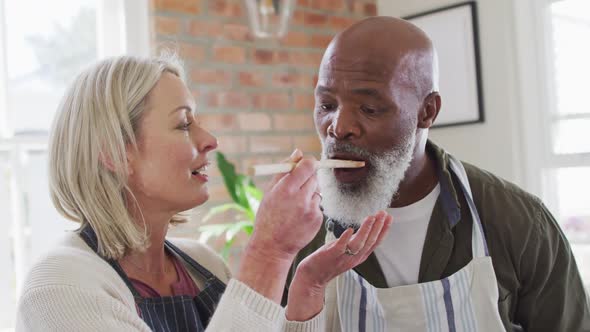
[195,127,218,153]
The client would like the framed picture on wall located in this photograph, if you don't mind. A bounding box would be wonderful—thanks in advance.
[404,1,484,128]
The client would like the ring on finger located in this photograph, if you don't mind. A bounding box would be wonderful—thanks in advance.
[344,245,358,256]
[313,191,323,202]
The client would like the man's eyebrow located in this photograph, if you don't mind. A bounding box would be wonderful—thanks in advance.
[350,88,382,98]
[315,86,383,98]
[315,85,333,94]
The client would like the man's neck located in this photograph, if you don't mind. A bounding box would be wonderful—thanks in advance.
[390,142,438,208]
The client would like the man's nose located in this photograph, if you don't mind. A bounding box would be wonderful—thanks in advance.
[327,109,361,140]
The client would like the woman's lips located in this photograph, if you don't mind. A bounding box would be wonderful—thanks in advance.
[192,172,209,182]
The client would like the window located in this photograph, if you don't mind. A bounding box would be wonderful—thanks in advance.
[0,0,149,329]
[541,0,590,285]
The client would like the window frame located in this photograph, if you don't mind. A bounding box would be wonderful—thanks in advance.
[0,0,150,328]
[514,0,590,217]
[514,0,590,289]
[541,1,590,221]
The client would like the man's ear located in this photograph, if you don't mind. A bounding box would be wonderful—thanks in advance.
[418,92,441,129]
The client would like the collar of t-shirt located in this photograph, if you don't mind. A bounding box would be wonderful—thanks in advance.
[373,183,441,287]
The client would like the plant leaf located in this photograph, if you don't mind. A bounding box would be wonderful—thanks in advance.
[216,152,241,205]
[198,223,234,243]
[216,152,252,212]
[234,174,253,211]
[221,238,235,260]
[245,183,263,200]
[244,185,263,217]
[203,203,248,222]
[210,151,262,259]
[225,220,254,241]
[233,220,254,235]
[243,224,254,235]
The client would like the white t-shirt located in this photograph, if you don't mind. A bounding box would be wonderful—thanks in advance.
[374,183,441,287]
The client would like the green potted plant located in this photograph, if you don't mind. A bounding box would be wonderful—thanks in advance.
[198,152,263,260]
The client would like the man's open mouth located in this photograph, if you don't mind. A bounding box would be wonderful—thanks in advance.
[328,153,370,184]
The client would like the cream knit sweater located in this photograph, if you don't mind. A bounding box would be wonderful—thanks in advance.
[16,232,324,332]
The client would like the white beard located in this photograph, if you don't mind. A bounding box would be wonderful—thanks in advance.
[318,131,416,227]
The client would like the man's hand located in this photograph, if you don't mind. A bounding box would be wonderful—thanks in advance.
[286,211,392,321]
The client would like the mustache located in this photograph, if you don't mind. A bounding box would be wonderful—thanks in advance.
[322,141,375,161]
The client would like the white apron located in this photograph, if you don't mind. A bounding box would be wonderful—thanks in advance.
[324,156,506,332]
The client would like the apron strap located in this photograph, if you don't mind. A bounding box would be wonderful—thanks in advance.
[165,241,227,328]
[80,226,226,331]
[164,241,222,283]
[79,226,226,294]
[448,155,489,258]
[78,226,142,297]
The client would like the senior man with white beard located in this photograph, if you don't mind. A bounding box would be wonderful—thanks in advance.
[283,16,590,332]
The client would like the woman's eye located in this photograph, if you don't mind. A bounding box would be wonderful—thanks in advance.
[179,121,192,130]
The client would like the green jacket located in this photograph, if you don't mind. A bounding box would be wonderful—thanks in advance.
[284,141,590,331]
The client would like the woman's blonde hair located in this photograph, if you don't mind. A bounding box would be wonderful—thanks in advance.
[49,53,187,259]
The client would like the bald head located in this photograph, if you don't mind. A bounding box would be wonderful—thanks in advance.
[320,16,439,99]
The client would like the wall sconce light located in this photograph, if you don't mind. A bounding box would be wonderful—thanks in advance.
[244,0,295,39]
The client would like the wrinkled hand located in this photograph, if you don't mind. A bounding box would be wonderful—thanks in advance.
[237,149,323,304]
[298,211,392,285]
[286,211,392,321]
[248,149,324,262]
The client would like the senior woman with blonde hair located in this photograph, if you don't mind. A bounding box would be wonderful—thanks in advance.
[15,54,391,332]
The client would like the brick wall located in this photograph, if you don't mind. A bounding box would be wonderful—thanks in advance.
[151,0,377,264]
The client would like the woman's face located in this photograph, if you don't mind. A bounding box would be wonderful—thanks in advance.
[127,72,217,215]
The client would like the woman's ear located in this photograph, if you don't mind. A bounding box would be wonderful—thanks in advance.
[99,150,134,175]
[125,148,135,175]
[99,152,117,172]
[418,92,442,129]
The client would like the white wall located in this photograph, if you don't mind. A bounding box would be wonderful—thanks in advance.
[378,0,528,190]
